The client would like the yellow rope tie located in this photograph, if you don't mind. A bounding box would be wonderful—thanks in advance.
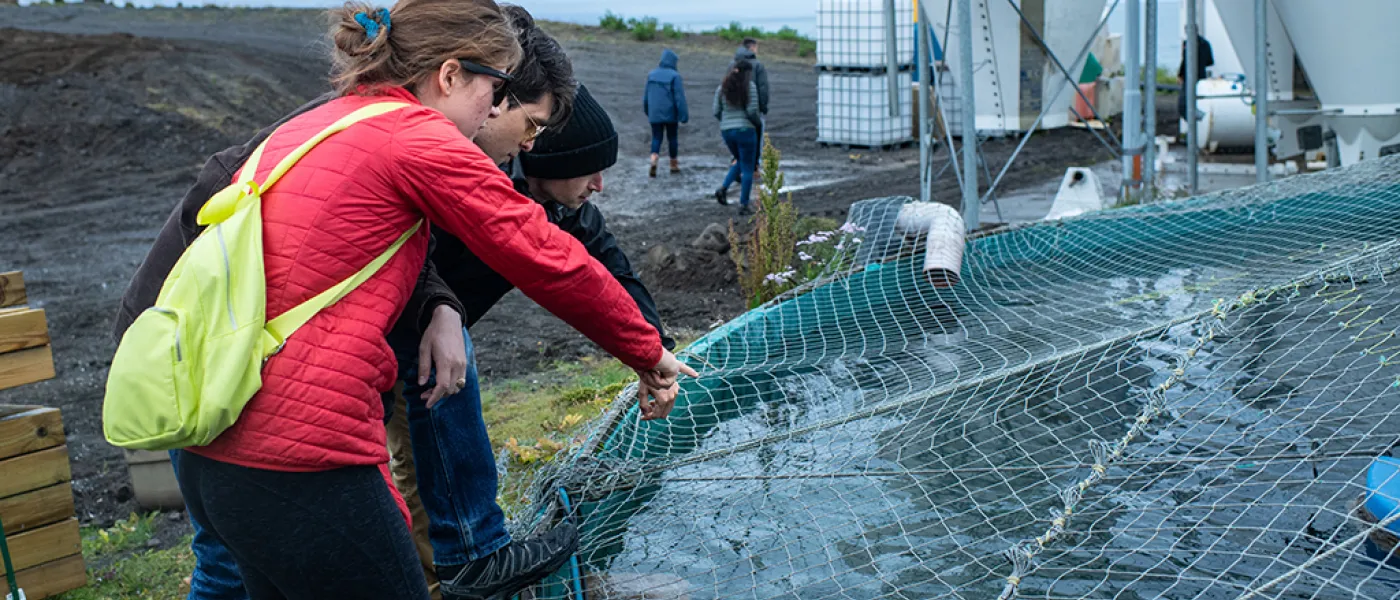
[1006,576,1021,586]
[1092,463,1107,475]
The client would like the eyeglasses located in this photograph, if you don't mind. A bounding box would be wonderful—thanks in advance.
[509,91,548,143]
[457,59,513,105]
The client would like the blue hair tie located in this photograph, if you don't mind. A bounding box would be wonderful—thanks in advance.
[354,8,392,41]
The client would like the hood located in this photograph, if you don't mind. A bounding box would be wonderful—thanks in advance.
[734,46,757,62]
[659,48,679,70]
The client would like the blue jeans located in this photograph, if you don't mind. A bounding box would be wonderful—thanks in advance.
[650,122,679,158]
[721,127,758,207]
[391,328,511,565]
[169,450,249,600]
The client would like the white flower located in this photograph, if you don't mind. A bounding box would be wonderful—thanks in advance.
[852,238,862,244]
[798,251,813,261]
[833,243,845,251]
[838,222,867,234]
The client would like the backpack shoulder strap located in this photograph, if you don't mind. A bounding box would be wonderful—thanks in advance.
[263,219,423,356]
[198,101,409,226]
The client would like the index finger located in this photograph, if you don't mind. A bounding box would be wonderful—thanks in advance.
[677,362,699,378]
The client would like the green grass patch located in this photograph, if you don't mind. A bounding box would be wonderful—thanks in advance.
[80,512,161,558]
[55,514,195,600]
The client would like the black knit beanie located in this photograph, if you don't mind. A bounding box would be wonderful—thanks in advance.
[519,84,618,180]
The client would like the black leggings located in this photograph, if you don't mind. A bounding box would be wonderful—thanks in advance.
[175,451,430,600]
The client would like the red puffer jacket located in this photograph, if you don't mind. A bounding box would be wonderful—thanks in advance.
[188,87,663,472]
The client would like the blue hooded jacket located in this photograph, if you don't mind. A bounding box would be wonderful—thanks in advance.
[644,49,689,124]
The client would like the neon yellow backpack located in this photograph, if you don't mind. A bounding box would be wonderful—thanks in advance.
[104,102,418,451]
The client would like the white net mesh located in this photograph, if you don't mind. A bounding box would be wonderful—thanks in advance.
[520,156,1400,599]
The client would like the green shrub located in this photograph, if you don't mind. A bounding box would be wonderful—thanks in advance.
[662,23,683,39]
[599,10,628,31]
[729,135,800,308]
[628,16,659,42]
[774,26,804,41]
[709,21,764,43]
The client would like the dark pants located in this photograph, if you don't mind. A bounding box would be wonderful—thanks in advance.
[650,122,679,159]
[170,450,249,600]
[175,451,430,600]
[721,127,759,207]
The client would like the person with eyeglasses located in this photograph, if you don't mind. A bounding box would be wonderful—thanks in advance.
[388,81,677,600]
[379,9,678,600]
[111,1,694,599]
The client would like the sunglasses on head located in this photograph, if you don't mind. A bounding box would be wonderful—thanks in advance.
[457,59,513,105]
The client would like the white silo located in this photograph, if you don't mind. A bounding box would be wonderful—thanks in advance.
[1272,0,1400,165]
[922,0,1109,135]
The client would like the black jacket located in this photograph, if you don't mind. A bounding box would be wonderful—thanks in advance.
[389,159,674,352]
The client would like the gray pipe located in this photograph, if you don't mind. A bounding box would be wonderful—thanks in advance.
[1145,0,1158,190]
[1186,0,1199,194]
[1254,0,1269,183]
[1124,0,1142,199]
[917,8,933,205]
[885,0,901,118]
[959,0,979,230]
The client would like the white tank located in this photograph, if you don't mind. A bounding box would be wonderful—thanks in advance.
[816,0,916,68]
[1272,0,1400,164]
[1192,78,1257,151]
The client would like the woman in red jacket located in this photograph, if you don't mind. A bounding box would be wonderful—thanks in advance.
[171,1,695,598]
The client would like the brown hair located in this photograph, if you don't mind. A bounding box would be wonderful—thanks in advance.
[329,0,522,96]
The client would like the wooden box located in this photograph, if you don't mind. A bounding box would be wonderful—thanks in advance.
[0,272,85,599]
[0,272,55,390]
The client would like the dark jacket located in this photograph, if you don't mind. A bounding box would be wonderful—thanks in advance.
[644,49,690,124]
[117,99,672,354]
[392,159,674,352]
[1177,36,1215,82]
[732,46,770,115]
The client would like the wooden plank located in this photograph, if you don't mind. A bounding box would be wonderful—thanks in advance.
[0,483,74,534]
[0,272,25,309]
[0,446,70,500]
[0,405,64,461]
[0,345,55,391]
[0,553,86,600]
[0,309,48,354]
[1,518,81,574]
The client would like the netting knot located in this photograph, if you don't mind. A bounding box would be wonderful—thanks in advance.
[1092,463,1107,475]
[1006,575,1021,586]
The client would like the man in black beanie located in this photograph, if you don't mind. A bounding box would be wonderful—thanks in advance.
[412,84,672,353]
[392,83,674,600]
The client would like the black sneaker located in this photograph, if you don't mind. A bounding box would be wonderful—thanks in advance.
[715,186,728,205]
[737,205,752,216]
[439,520,580,600]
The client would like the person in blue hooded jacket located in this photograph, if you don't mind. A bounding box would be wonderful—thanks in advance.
[644,48,690,177]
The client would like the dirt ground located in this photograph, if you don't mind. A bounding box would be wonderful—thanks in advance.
[0,4,1115,526]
